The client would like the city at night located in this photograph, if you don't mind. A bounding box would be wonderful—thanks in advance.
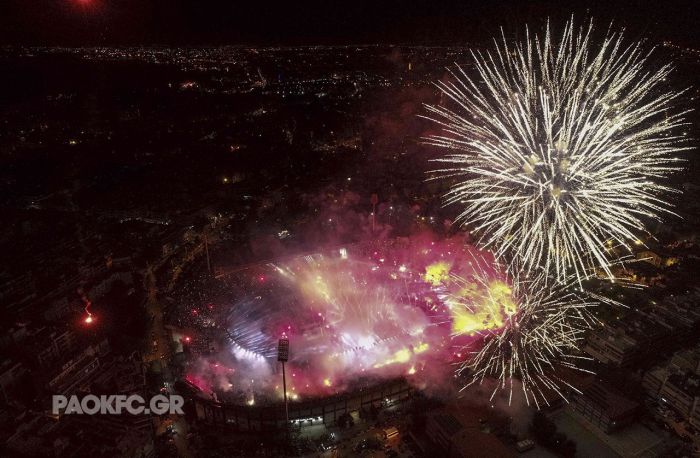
[1,1,700,457]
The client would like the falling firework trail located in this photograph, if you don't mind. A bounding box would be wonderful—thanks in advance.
[79,290,93,324]
[423,19,691,284]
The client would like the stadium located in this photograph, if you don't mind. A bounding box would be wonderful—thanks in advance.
[177,233,518,429]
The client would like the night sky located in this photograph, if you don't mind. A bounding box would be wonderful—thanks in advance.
[1,0,700,46]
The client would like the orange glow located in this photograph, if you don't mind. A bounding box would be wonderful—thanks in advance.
[424,261,451,286]
[449,280,517,335]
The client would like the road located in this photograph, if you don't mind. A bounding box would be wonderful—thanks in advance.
[144,266,193,458]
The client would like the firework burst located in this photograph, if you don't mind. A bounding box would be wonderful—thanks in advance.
[424,19,691,283]
[455,271,600,407]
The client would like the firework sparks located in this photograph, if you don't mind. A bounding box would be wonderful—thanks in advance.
[446,274,517,336]
[188,236,523,402]
[424,19,690,284]
[218,249,443,401]
[455,270,600,408]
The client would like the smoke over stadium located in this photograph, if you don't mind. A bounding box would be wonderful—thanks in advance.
[182,234,518,405]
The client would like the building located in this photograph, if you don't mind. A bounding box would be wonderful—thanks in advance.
[23,326,78,369]
[5,409,154,458]
[584,327,639,367]
[584,306,687,368]
[425,406,514,458]
[569,379,639,433]
[47,340,110,396]
[642,366,671,397]
[635,249,678,268]
[644,346,700,427]
[5,411,66,457]
[658,372,700,419]
[0,359,27,403]
[690,402,700,430]
[0,272,37,313]
[670,346,700,375]
[195,378,414,431]
[91,357,146,396]
[42,297,81,321]
[68,413,153,457]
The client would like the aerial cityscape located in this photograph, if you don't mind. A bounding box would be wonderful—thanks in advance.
[1,1,700,457]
